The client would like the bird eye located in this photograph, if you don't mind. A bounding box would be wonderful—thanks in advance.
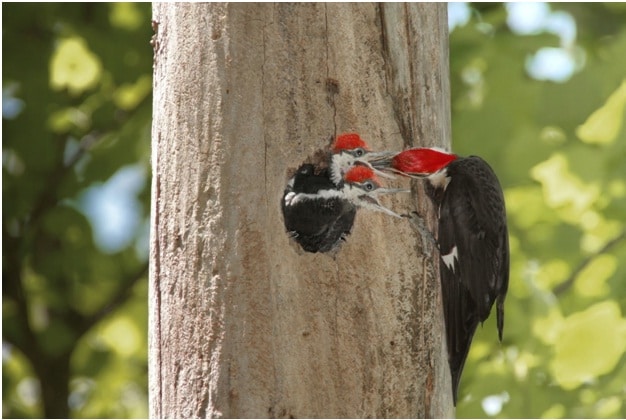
[354,148,365,157]
[364,181,375,191]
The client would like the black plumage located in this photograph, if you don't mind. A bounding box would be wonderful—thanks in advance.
[281,164,356,253]
[427,156,509,405]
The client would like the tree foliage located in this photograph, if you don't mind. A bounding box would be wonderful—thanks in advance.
[2,3,625,418]
[449,3,626,418]
[3,3,151,418]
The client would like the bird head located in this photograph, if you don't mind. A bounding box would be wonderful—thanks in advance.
[342,166,408,218]
[370,147,458,177]
[330,133,396,184]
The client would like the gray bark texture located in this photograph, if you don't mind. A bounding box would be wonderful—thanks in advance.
[150,3,454,418]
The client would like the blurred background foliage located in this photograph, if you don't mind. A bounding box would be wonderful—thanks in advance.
[2,2,625,419]
[449,3,626,418]
[3,3,151,418]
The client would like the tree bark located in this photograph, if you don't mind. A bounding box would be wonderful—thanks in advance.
[150,3,453,418]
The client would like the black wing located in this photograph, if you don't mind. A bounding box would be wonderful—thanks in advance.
[437,156,509,404]
[282,195,356,252]
[281,164,356,253]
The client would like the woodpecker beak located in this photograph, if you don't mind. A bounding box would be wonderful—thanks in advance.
[366,150,397,160]
[358,195,404,218]
[373,186,411,195]
[368,153,428,178]
[366,151,397,170]
[356,163,397,180]
[370,166,397,180]
[353,157,397,180]
[357,186,410,218]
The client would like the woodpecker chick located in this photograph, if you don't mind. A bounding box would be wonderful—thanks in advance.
[341,166,406,218]
[281,164,406,253]
[282,164,355,253]
[329,133,395,186]
[373,147,509,405]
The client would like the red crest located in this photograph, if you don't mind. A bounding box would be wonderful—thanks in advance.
[392,148,457,174]
[332,133,370,153]
[344,165,379,185]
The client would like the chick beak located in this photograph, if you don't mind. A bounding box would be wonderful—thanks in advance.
[366,151,398,170]
[359,186,410,218]
[353,155,397,179]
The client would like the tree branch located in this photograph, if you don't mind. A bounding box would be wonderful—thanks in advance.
[27,93,152,229]
[552,229,626,296]
[78,262,149,335]
[2,233,42,363]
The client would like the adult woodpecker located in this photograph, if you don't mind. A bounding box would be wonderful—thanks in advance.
[282,164,405,253]
[372,147,509,405]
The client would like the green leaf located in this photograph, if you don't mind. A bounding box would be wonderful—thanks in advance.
[530,153,600,223]
[541,404,565,419]
[109,3,143,30]
[574,254,616,297]
[549,301,626,390]
[535,259,570,291]
[576,80,626,145]
[113,75,152,111]
[50,37,103,96]
[98,316,142,357]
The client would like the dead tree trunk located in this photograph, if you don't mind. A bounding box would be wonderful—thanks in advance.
[150,3,453,417]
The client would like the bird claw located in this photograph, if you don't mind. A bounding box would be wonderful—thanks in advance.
[404,211,437,256]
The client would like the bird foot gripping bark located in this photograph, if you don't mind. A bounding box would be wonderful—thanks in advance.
[403,211,437,257]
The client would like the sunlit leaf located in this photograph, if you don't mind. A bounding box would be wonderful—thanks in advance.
[576,80,626,145]
[109,3,143,30]
[512,350,540,381]
[48,107,91,133]
[99,316,142,357]
[595,396,622,418]
[550,301,626,390]
[530,153,600,222]
[532,306,564,345]
[113,75,152,111]
[2,345,42,418]
[535,259,569,290]
[580,218,623,253]
[574,254,616,297]
[50,37,103,96]
[579,387,598,405]
[541,404,565,419]
[505,185,555,229]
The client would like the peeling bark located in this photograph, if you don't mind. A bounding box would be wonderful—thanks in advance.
[150,3,453,418]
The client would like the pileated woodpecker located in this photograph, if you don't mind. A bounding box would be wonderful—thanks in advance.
[329,133,394,186]
[372,147,509,405]
[282,164,404,253]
